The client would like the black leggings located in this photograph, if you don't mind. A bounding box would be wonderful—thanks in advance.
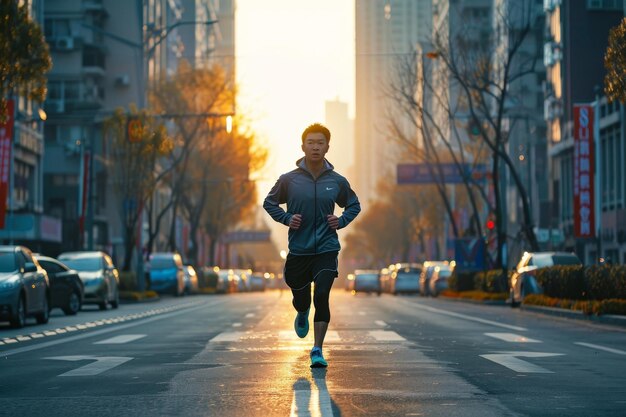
[291,270,335,323]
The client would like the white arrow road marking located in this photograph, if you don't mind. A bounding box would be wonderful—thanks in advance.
[480,351,564,373]
[575,342,626,355]
[94,334,146,344]
[45,355,132,377]
[484,333,541,343]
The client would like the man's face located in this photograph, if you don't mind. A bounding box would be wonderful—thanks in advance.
[302,132,329,163]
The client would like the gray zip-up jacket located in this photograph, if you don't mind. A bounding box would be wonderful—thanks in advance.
[263,158,361,255]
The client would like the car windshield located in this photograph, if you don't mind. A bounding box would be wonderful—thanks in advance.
[151,258,176,269]
[397,269,421,280]
[532,253,580,267]
[61,257,102,271]
[0,252,16,272]
[356,274,378,282]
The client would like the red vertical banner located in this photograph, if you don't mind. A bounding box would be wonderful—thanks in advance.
[0,100,14,229]
[573,104,595,238]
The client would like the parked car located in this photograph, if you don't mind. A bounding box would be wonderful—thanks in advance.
[183,265,199,294]
[419,261,449,296]
[35,255,84,315]
[352,269,382,295]
[58,251,119,310]
[389,263,423,295]
[0,245,50,328]
[248,272,266,292]
[148,252,186,296]
[216,270,238,294]
[379,267,392,293]
[429,264,454,297]
[510,251,583,307]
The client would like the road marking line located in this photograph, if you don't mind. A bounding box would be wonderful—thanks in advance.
[575,342,626,355]
[485,333,541,343]
[45,355,133,377]
[279,331,341,342]
[480,351,563,373]
[290,377,334,417]
[232,322,242,327]
[94,334,146,344]
[358,311,366,316]
[375,320,387,327]
[210,332,245,342]
[407,303,527,331]
[369,330,406,341]
[245,313,255,318]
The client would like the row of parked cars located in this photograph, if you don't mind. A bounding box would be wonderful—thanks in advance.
[346,261,455,296]
[345,251,584,304]
[0,245,121,328]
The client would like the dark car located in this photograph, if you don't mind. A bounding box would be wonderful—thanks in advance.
[58,251,120,310]
[35,255,84,315]
[389,263,423,295]
[0,245,50,328]
[510,251,583,307]
[352,269,382,295]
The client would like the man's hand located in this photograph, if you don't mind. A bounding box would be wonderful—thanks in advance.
[327,214,339,230]
[289,214,302,229]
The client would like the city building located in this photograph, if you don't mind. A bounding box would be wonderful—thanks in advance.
[0,0,60,253]
[543,0,624,264]
[355,0,432,206]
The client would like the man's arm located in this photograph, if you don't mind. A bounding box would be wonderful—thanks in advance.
[263,175,293,226]
[336,179,361,229]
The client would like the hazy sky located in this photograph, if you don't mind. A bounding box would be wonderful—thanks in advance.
[236,0,355,197]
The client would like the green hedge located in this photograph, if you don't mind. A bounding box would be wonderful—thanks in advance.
[536,265,626,301]
[449,269,508,293]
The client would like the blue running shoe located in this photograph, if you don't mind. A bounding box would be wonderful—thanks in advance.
[310,348,328,368]
[294,308,310,338]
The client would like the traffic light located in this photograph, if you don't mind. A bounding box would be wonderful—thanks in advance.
[486,219,495,230]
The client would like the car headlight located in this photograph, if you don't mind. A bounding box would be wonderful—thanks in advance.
[0,276,20,290]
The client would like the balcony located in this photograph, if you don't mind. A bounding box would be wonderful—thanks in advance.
[82,45,106,76]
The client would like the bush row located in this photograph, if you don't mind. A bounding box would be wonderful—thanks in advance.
[536,264,626,300]
[524,294,626,315]
[449,269,509,294]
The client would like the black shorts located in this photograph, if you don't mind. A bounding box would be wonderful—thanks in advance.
[284,251,339,290]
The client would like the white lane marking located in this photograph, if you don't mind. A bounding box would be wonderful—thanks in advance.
[279,331,340,342]
[245,313,255,318]
[358,311,366,316]
[369,330,406,341]
[480,351,564,373]
[290,378,334,417]
[374,320,387,327]
[0,300,221,358]
[575,342,626,355]
[485,333,541,343]
[45,355,133,376]
[210,332,245,342]
[94,334,146,344]
[408,303,527,331]
[232,323,242,327]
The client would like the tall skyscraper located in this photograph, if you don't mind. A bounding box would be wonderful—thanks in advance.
[355,0,432,206]
[325,99,354,177]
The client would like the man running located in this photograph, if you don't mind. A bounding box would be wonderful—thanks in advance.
[263,123,361,368]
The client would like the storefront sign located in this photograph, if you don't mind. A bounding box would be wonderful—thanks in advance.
[0,100,14,229]
[573,104,595,238]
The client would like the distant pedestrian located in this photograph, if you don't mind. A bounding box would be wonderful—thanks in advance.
[263,123,361,368]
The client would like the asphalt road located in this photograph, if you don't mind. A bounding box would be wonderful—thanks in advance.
[1,290,625,417]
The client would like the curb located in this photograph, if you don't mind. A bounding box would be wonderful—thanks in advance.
[119,296,161,304]
[440,295,507,306]
[521,304,626,328]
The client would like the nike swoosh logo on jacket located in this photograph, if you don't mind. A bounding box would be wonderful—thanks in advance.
[263,158,361,255]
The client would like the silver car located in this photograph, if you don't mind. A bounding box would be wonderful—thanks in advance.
[58,251,120,310]
[510,251,582,307]
[0,245,50,328]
